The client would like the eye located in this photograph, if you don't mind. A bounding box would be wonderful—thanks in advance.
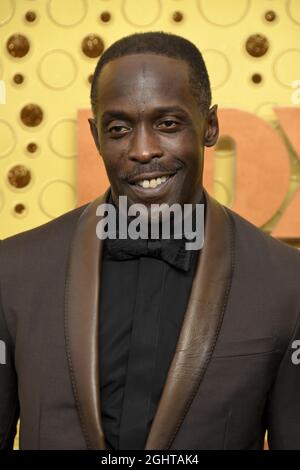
[108,125,126,132]
[107,125,130,136]
[157,119,179,130]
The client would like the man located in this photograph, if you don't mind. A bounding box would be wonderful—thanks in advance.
[1,31,300,450]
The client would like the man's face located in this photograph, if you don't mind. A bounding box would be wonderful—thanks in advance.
[89,53,218,209]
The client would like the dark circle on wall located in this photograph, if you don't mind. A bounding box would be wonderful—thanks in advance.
[251,73,263,84]
[245,34,269,57]
[20,104,43,127]
[88,74,94,84]
[14,203,26,214]
[265,11,276,22]
[8,165,31,188]
[100,12,111,22]
[6,34,30,58]
[81,34,104,58]
[27,142,38,153]
[173,11,183,22]
[25,11,37,22]
[13,73,24,84]
[216,135,236,153]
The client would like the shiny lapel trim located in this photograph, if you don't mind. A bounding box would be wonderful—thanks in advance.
[64,188,110,450]
[145,189,235,450]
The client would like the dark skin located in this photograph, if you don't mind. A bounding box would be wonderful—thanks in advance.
[89,53,219,218]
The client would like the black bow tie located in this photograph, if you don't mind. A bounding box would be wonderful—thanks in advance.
[104,236,194,272]
[102,190,205,272]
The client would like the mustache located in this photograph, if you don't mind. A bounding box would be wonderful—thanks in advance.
[122,160,184,181]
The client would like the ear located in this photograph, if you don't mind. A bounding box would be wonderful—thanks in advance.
[204,104,219,148]
[88,117,101,154]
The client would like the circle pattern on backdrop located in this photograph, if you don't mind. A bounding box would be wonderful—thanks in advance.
[0,0,15,27]
[0,120,16,159]
[48,119,77,158]
[47,0,88,27]
[38,50,77,89]
[39,180,76,218]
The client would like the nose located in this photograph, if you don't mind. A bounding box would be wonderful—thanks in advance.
[128,123,163,163]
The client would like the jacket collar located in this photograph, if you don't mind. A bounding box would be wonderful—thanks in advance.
[64,188,234,449]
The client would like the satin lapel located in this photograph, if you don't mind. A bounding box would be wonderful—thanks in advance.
[144,189,235,450]
[64,188,111,449]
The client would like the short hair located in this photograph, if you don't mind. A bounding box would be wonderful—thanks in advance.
[90,31,212,118]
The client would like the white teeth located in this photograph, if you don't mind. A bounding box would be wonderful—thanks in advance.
[141,180,150,188]
[137,175,170,188]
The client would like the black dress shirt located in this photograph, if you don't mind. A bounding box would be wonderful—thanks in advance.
[99,194,205,450]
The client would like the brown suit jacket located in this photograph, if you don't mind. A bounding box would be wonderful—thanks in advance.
[1,188,300,450]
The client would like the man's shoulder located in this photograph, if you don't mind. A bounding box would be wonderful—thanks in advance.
[224,204,300,271]
[0,203,89,257]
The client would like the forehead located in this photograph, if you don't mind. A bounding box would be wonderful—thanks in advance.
[96,54,198,116]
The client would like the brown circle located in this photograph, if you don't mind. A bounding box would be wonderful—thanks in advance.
[25,11,37,22]
[245,34,269,57]
[20,104,43,127]
[88,74,94,84]
[252,73,263,84]
[6,34,30,58]
[14,203,26,214]
[81,34,104,58]
[13,73,24,84]
[100,12,111,22]
[173,11,183,22]
[27,142,38,153]
[265,10,276,22]
[8,165,31,189]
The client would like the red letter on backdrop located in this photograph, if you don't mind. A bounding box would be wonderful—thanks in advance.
[203,108,290,228]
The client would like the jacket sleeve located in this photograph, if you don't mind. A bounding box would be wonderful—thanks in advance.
[0,241,20,449]
[265,309,300,449]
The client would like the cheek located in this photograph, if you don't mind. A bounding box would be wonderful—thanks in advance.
[167,130,201,162]
[100,146,120,174]
[177,141,202,176]
[100,137,128,172]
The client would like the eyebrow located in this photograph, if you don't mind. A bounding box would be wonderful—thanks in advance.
[101,106,191,123]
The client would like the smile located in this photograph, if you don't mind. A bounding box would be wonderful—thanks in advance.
[137,175,170,189]
[128,173,177,196]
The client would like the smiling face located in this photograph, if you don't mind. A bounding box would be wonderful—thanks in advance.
[89,53,218,211]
